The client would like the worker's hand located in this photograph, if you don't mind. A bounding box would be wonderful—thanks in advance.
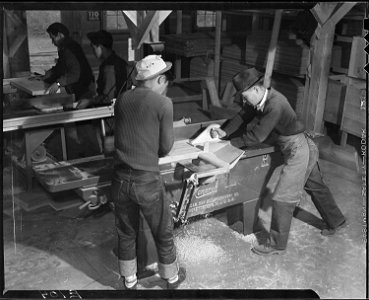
[210,127,226,139]
[76,99,93,109]
[45,82,60,95]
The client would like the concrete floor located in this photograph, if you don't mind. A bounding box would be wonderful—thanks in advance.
[2,101,368,298]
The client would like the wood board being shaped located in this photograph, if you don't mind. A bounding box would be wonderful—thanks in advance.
[159,139,202,165]
[10,76,51,96]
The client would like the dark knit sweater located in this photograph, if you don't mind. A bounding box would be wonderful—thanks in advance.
[222,88,305,147]
[44,37,94,100]
[114,87,174,172]
[95,51,128,105]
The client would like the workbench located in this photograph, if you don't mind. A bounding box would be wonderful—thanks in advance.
[3,105,115,190]
[9,75,51,96]
[31,120,283,235]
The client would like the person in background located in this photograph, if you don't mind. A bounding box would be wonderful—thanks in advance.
[111,55,186,290]
[211,67,346,256]
[83,30,128,108]
[44,22,95,105]
[43,22,100,158]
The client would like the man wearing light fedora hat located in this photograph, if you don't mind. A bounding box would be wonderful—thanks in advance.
[211,67,346,256]
[111,55,185,289]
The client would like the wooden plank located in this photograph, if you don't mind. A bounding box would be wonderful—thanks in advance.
[310,2,338,25]
[326,2,358,27]
[205,77,222,107]
[340,83,366,137]
[122,12,138,37]
[3,105,115,132]
[348,36,366,79]
[122,11,138,26]
[10,76,50,96]
[158,139,202,165]
[305,26,335,133]
[323,77,347,125]
[214,11,222,91]
[264,9,283,89]
[9,33,26,58]
[221,81,236,107]
[136,11,160,49]
[158,11,172,26]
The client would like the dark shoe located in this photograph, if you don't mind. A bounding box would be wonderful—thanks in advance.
[251,243,286,256]
[137,269,156,280]
[123,277,138,290]
[269,201,297,249]
[321,219,347,236]
[167,267,186,289]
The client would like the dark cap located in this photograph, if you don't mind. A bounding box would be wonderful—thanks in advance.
[87,30,113,49]
[232,67,264,92]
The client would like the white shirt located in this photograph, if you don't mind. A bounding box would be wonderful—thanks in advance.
[256,88,268,112]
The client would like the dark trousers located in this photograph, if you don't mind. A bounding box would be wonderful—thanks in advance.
[270,135,345,249]
[111,167,177,278]
[304,137,345,229]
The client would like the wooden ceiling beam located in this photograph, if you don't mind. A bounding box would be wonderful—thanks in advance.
[122,10,138,26]
[325,2,358,27]
[310,2,337,26]
[135,11,159,49]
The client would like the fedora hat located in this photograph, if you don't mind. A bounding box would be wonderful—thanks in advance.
[232,67,264,92]
[135,55,172,81]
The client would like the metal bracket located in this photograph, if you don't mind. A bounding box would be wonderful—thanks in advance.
[173,173,199,226]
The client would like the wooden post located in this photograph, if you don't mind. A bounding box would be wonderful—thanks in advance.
[3,10,11,78]
[251,13,260,31]
[175,10,183,80]
[263,9,283,89]
[304,2,357,133]
[214,11,222,93]
[305,27,335,133]
[4,10,30,77]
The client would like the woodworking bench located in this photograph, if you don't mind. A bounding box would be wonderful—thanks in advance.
[31,120,283,235]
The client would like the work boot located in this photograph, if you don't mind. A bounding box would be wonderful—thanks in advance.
[321,219,347,236]
[166,267,186,289]
[123,275,138,290]
[252,201,297,256]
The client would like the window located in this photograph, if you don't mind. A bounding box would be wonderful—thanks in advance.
[105,11,128,31]
[196,11,216,28]
[26,10,61,74]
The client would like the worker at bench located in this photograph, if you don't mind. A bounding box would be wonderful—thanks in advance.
[43,22,100,158]
[211,67,346,256]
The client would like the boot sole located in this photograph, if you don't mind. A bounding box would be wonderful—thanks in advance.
[321,220,347,236]
[251,248,286,256]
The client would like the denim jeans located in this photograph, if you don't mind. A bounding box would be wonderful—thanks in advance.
[304,136,346,228]
[273,133,310,203]
[111,166,178,279]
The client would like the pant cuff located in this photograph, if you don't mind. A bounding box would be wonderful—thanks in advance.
[119,258,137,278]
[158,259,179,279]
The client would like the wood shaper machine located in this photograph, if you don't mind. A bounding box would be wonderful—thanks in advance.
[32,120,283,235]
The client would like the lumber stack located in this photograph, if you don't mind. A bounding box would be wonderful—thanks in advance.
[245,33,310,77]
[162,32,232,57]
